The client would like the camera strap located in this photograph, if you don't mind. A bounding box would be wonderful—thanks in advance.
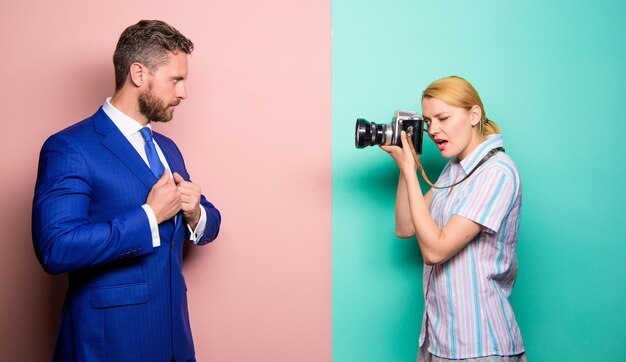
[407,133,504,190]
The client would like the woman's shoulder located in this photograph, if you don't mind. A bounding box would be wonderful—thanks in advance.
[493,151,519,175]
[477,152,521,189]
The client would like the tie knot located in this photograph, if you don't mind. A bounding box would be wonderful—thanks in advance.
[139,127,153,143]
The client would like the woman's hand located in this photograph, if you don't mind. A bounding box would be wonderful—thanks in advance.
[380,131,417,174]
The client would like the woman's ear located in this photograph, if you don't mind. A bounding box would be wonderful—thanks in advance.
[470,105,482,127]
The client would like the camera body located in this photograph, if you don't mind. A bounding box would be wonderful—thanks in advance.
[355,110,424,154]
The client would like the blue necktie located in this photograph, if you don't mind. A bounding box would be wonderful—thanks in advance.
[140,127,165,178]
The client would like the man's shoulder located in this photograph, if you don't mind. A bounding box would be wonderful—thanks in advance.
[56,118,93,136]
[50,108,109,138]
[43,109,109,150]
[54,108,99,132]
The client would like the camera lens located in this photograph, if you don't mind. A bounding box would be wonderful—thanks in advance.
[355,119,372,148]
[355,118,392,148]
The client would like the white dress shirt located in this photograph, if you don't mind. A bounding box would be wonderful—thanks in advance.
[102,98,207,247]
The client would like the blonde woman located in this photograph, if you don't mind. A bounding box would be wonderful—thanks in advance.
[382,76,526,361]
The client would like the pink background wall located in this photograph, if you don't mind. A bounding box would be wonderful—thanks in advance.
[0,1,330,360]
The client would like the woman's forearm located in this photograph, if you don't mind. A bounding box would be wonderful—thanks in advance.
[402,170,445,264]
[395,174,416,238]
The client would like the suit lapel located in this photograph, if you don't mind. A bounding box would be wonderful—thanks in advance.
[153,133,185,233]
[154,134,183,176]
[93,108,157,189]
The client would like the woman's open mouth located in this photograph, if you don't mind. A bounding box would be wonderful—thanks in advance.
[434,138,447,151]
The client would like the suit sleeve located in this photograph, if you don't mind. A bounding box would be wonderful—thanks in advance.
[32,135,155,275]
[193,193,221,245]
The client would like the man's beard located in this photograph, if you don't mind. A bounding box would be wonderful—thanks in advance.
[138,84,180,123]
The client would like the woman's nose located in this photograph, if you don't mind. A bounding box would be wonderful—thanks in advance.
[427,122,439,135]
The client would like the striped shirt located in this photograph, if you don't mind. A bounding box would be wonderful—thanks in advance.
[419,134,524,359]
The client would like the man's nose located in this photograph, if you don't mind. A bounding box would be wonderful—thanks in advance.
[176,83,187,100]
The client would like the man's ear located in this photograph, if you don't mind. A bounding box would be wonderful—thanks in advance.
[470,105,482,127]
[128,62,146,87]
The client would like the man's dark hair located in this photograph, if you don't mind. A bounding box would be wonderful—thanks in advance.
[113,20,194,91]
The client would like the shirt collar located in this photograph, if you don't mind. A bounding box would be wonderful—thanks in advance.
[102,97,151,137]
[456,134,504,173]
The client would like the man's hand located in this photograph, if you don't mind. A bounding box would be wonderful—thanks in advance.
[146,171,182,223]
[173,172,201,229]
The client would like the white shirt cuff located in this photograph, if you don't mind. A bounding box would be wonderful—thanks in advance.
[187,206,207,244]
[142,204,161,247]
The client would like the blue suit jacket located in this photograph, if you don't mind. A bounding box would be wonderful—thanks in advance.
[32,108,221,362]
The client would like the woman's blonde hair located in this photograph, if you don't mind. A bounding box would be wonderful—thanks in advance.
[422,76,501,136]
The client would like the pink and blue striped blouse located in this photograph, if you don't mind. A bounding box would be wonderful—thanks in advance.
[419,134,525,359]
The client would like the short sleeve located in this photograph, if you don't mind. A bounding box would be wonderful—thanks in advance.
[452,165,517,233]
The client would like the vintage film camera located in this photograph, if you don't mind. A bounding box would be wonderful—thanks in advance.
[354,110,424,154]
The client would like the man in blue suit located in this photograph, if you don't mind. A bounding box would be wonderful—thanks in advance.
[32,20,221,362]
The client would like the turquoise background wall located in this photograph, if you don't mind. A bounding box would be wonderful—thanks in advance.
[332,1,625,361]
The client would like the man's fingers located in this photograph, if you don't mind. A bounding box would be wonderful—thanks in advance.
[177,182,200,195]
[155,169,170,186]
[172,172,185,184]
[180,192,200,202]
